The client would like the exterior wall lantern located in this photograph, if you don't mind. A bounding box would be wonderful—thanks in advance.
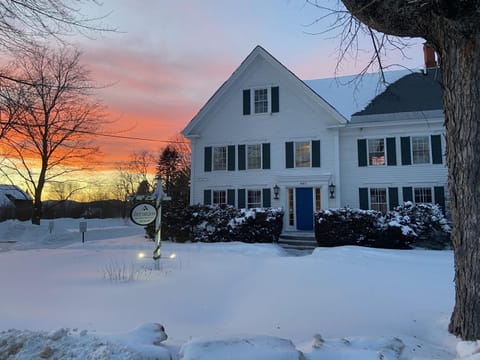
[328,182,336,199]
[273,184,280,200]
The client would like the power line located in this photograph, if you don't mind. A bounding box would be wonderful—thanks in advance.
[1,121,187,143]
[74,129,185,143]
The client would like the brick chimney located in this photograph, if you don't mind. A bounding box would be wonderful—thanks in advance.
[423,43,437,68]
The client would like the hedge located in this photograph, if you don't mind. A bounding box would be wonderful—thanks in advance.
[145,203,284,243]
[315,202,451,249]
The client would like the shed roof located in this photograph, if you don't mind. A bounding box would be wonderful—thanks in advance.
[0,185,32,206]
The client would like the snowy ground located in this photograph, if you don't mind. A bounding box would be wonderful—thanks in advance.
[0,217,475,359]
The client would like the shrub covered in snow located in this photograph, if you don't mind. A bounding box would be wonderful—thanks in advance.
[315,203,451,249]
[385,202,451,249]
[146,204,284,243]
[314,208,380,247]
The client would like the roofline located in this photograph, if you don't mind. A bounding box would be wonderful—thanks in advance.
[182,45,346,137]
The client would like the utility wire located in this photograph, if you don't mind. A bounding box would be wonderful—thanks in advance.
[0,121,187,143]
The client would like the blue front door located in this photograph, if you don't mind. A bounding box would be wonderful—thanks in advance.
[295,187,313,230]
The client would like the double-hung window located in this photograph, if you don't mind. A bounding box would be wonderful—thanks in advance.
[370,188,387,213]
[286,140,320,168]
[243,86,279,115]
[254,89,268,114]
[295,141,311,167]
[247,189,262,208]
[368,139,385,166]
[247,144,261,169]
[212,190,226,205]
[412,136,430,164]
[213,146,227,171]
[414,187,433,203]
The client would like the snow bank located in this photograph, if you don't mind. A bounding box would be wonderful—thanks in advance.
[178,335,302,360]
[0,324,171,360]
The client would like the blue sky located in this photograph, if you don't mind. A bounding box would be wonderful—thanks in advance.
[77,0,425,164]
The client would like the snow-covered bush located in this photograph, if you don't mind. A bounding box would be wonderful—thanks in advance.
[386,202,451,249]
[146,204,284,243]
[314,203,451,249]
[314,208,384,247]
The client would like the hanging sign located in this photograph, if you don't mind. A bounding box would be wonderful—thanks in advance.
[130,202,157,226]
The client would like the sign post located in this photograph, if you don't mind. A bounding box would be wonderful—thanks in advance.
[128,177,170,270]
[79,221,87,243]
[152,178,170,270]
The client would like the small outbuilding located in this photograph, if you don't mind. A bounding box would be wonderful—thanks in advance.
[0,185,33,221]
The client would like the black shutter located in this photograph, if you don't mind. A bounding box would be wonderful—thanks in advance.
[431,135,443,164]
[357,139,367,167]
[359,188,369,210]
[271,86,279,113]
[285,142,294,168]
[238,145,246,170]
[402,187,413,202]
[227,189,235,206]
[203,189,211,205]
[388,187,399,210]
[238,189,246,208]
[243,89,251,115]
[386,137,397,166]
[204,147,212,172]
[434,186,446,213]
[401,137,412,165]
[312,140,321,167]
[262,143,271,169]
[228,145,235,171]
[262,188,271,207]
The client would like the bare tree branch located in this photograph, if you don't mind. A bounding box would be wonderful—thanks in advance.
[0,43,105,224]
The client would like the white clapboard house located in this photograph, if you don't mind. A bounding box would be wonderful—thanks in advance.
[182,45,446,232]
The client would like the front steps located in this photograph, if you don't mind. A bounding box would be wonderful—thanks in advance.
[278,231,317,250]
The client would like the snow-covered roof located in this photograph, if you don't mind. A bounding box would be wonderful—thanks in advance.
[0,185,32,206]
[304,69,412,119]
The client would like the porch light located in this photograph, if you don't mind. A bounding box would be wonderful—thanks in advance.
[273,184,280,200]
[328,183,336,199]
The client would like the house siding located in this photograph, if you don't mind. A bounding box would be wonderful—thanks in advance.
[339,118,447,210]
[184,46,449,232]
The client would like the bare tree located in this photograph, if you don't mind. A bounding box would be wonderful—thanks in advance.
[0,0,113,51]
[310,0,480,341]
[49,180,85,201]
[0,79,28,139]
[0,44,105,224]
[115,150,156,201]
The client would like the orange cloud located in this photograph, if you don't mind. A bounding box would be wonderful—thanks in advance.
[79,42,237,170]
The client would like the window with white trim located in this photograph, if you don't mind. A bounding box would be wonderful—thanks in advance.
[414,187,433,203]
[368,139,385,166]
[247,144,261,169]
[212,190,226,205]
[213,146,227,171]
[254,88,268,114]
[295,141,311,167]
[247,189,262,208]
[412,136,430,164]
[370,188,387,213]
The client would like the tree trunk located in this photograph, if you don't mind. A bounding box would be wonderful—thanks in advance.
[32,163,47,225]
[441,35,480,340]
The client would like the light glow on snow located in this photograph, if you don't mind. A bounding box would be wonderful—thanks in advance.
[0,217,462,359]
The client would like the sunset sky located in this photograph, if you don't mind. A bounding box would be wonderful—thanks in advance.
[76,0,425,169]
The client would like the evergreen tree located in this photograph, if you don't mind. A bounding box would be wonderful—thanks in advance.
[156,144,190,207]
